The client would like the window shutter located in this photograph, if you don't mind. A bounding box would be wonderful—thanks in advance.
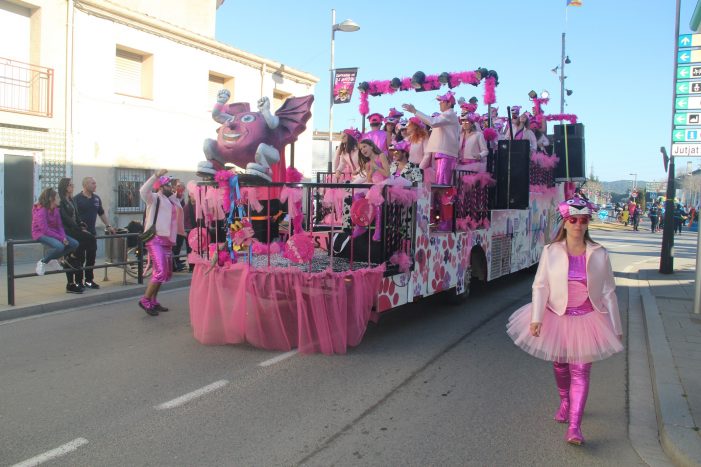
[115,49,142,96]
[208,75,226,104]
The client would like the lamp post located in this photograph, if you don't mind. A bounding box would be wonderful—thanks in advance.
[328,9,360,173]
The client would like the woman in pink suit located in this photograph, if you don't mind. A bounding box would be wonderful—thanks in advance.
[334,128,361,182]
[506,197,623,445]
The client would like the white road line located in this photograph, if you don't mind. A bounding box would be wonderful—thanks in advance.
[155,380,229,410]
[11,437,89,467]
[259,350,298,367]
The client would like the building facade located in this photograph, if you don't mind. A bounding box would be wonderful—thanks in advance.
[0,0,318,244]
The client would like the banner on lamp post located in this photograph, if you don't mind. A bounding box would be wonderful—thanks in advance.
[333,67,358,104]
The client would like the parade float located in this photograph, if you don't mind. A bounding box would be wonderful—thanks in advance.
[187,69,583,355]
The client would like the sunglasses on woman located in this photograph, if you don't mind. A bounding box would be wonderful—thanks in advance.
[566,217,589,225]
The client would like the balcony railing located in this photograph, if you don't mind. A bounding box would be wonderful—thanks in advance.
[0,57,53,118]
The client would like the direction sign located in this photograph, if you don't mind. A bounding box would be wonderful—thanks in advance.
[672,143,701,156]
[678,49,701,63]
[679,34,701,48]
[675,96,701,109]
[673,128,701,141]
[677,80,701,94]
[674,112,701,125]
[677,65,701,79]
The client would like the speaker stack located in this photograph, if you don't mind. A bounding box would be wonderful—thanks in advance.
[553,123,586,181]
[490,140,530,210]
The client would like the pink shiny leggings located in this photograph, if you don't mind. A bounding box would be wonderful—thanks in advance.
[146,236,173,284]
[434,153,457,185]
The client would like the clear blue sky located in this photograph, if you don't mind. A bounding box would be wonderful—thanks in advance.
[215,1,697,183]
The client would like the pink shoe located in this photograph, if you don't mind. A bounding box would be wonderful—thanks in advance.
[566,363,592,445]
[566,426,584,445]
[139,297,158,316]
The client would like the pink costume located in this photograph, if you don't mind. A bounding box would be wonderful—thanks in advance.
[140,175,185,284]
[361,129,388,154]
[335,148,359,181]
[408,139,432,169]
[414,109,459,185]
[506,239,623,445]
[511,126,538,154]
[370,157,388,184]
[456,130,489,173]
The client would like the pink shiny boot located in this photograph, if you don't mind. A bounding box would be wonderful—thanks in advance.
[566,362,592,445]
[553,362,570,423]
[372,206,382,242]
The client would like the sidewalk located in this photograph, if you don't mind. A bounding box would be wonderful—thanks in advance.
[638,256,701,466]
[0,257,192,321]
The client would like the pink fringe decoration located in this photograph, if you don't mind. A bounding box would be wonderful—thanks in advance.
[390,251,412,273]
[241,187,263,213]
[544,114,578,124]
[280,186,303,233]
[461,172,496,188]
[366,184,385,206]
[323,188,346,214]
[215,170,233,212]
[482,127,498,142]
[286,166,303,183]
[530,152,560,169]
[484,77,496,105]
[359,92,369,115]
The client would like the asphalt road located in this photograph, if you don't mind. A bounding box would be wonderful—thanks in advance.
[2,223,692,466]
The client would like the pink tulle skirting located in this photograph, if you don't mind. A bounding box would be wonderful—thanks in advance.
[506,303,623,363]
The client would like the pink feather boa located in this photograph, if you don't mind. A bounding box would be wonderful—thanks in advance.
[252,240,283,255]
[544,114,578,124]
[484,77,497,105]
[359,92,369,116]
[461,172,496,188]
[286,166,304,183]
[389,251,412,273]
[322,188,346,214]
[456,216,490,231]
[388,186,419,207]
[365,184,385,206]
[530,152,559,169]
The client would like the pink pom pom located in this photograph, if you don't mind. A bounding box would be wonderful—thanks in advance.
[482,127,498,142]
[286,167,303,183]
[390,251,412,273]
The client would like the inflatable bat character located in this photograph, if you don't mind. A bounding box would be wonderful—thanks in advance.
[199,89,314,182]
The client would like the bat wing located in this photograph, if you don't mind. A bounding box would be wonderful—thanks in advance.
[274,95,314,146]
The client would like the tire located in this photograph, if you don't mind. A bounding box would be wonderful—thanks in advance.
[125,246,153,279]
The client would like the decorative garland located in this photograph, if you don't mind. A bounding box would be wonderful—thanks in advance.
[543,113,578,124]
[357,68,499,116]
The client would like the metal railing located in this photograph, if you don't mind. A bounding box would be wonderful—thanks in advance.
[0,56,54,117]
[5,232,145,306]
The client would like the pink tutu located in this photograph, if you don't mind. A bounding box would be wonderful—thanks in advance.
[506,303,623,363]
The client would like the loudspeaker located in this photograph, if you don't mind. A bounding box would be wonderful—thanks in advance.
[554,136,585,181]
[553,123,585,138]
[490,140,530,210]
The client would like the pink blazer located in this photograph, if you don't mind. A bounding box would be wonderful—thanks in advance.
[531,241,622,335]
[140,175,185,243]
[415,109,460,157]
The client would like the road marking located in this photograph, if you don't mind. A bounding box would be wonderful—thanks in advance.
[11,438,89,467]
[155,380,229,410]
[259,350,298,367]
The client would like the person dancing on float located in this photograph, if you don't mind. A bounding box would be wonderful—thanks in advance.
[402,91,460,185]
[506,197,623,445]
[334,128,361,182]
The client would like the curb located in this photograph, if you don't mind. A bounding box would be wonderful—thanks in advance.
[640,276,701,467]
[0,276,192,322]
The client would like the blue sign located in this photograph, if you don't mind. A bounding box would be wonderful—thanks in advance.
[598,210,608,221]
[679,50,692,63]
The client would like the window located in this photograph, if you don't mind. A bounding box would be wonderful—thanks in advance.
[272,90,290,112]
[115,46,153,99]
[207,72,234,107]
[116,168,149,213]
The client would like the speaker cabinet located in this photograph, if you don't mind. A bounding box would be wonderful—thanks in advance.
[554,136,586,181]
[490,140,530,210]
[553,123,585,138]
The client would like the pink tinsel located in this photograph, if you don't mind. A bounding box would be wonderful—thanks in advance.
[461,172,496,188]
[366,184,385,206]
[359,92,369,115]
[484,77,496,105]
[390,251,412,273]
[530,152,560,169]
[482,127,498,142]
[286,166,303,183]
[544,114,578,124]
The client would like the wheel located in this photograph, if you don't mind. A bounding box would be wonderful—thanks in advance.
[125,246,153,279]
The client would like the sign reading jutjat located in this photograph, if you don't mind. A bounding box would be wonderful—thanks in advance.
[333,68,358,105]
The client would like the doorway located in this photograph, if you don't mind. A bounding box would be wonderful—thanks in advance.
[1,151,41,242]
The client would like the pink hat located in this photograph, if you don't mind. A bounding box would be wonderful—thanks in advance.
[436,91,456,106]
[460,112,481,124]
[407,116,425,129]
[389,140,411,153]
[510,105,522,116]
[384,108,404,123]
[343,127,362,141]
[153,176,173,189]
[368,113,383,125]
[558,197,597,219]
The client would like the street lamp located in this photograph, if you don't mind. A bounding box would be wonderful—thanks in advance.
[328,10,360,173]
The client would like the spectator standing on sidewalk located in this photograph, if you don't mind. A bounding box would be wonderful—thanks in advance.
[74,177,115,289]
[506,196,623,446]
[138,169,184,316]
[673,203,687,235]
[58,177,97,294]
[648,201,659,233]
[31,188,79,282]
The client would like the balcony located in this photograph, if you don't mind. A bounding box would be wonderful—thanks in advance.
[0,57,53,118]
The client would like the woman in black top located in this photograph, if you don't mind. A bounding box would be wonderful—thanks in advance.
[58,177,97,292]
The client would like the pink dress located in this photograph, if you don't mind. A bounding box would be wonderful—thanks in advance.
[370,158,388,184]
[506,252,623,363]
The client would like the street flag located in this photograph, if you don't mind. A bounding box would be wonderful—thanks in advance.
[567,0,582,6]
[333,68,358,104]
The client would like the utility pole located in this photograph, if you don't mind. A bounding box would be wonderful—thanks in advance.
[560,33,566,114]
